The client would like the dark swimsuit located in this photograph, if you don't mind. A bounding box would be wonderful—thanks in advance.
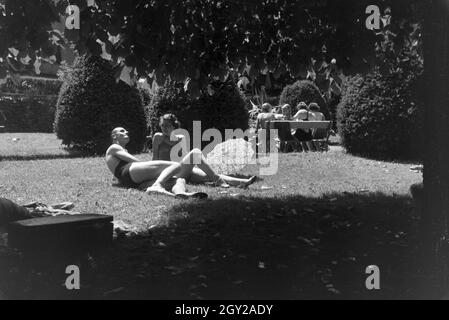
[114,160,140,188]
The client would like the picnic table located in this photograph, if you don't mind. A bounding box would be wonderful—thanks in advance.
[263,120,332,153]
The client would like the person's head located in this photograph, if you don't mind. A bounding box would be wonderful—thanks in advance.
[296,102,308,111]
[159,113,180,136]
[308,102,320,112]
[281,104,292,118]
[111,127,130,146]
[261,103,272,113]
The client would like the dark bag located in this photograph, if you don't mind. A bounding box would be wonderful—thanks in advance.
[0,198,32,226]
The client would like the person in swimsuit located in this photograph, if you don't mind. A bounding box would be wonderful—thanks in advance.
[281,104,293,120]
[106,127,257,197]
[307,103,327,151]
[292,102,314,152]
[308,103,325,121]
[152,114,187,161]
[277,104,300,152]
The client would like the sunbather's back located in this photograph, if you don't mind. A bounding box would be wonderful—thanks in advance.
[257,112,276,130]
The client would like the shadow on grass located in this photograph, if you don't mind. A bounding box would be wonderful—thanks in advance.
[0,191,436,300]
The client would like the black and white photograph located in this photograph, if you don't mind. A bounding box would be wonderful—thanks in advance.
[0,0,448,305]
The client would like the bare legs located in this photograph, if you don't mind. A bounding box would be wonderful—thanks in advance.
[146,149,257,195]
[189,169,256,187]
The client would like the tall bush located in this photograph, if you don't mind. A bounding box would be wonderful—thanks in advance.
[337,28,424,159]
[54,55,147,155]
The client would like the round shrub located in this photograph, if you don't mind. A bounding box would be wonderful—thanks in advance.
[148,79,249,149]
[337,67,423,159]
[54,55,147,155]
[279,80,329,119]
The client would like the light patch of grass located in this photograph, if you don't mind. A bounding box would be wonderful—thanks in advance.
[0,133,71,160]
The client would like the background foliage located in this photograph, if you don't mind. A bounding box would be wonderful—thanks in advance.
[279,80,330,118]
[0,0,424,95]
[148,79,249,149]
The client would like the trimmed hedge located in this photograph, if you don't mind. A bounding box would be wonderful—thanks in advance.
[0,77,61,95]
[336,25,424,160]
[0,77,61,133]
[0,95,57,133]
[279,80,329,119]
[148,80,249,149]
[54,55,147,155]
[337,68,423,159]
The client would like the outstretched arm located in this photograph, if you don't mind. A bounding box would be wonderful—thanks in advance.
[292,111,301,120]
[293,110,307,121]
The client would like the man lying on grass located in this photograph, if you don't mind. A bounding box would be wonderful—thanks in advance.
[106,127,257,198]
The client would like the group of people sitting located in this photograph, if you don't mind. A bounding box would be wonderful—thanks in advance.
[255,101,326,152]
[106,114,257,199]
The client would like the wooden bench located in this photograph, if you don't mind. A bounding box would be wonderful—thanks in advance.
[265,120,332,153]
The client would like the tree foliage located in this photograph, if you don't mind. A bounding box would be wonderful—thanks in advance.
[0,0,424,95]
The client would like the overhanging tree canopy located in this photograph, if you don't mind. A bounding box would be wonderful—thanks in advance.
[0,0,423,95]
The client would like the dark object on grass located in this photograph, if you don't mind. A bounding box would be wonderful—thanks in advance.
[0,198,32,226]
[8,214,113,252]
[410,183,424,207]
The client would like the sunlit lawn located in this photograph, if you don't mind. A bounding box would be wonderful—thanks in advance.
[0,135,421,231]
[0,133,427,299]
[0,133,72,160]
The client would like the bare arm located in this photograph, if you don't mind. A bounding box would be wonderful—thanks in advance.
[292,110,302,120]
[274,114,284,120]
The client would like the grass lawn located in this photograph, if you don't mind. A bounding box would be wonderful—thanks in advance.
[0,133,427,299]
[0,133,72,160]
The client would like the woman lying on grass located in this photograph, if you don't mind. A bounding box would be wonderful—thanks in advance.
[106,127,257,198]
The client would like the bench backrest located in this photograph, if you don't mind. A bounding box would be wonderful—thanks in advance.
[272,121,295,141]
